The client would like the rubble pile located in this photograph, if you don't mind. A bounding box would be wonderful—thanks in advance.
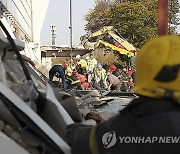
[0,54,135,154]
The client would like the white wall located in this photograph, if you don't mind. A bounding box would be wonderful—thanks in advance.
[1,0,32,39]
[31,0,49,61]
[1,0,49,62]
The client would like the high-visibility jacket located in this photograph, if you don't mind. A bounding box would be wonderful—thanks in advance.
[94,68,106,81]
[87,58,97,73]
[77,59,87,68]
[65,66,72,76]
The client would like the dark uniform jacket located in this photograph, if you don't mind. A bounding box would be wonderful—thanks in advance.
[66,97,180,154]
[49,65,67,90]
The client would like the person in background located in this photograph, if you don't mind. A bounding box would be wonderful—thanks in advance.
[66,35,180,154]
[69,59,76,70]
[86,52,97,83]
[94,64,107,89]
[119,68,129,92]
[66,73,83,90]
[127,66,133,77]
[106,70,121,91]
[102,61,109,71]
[64,64,72,77]
[73,70,89,90]
[49,65,67,90]
[131,67,136,84]
[109,64,117,73]
[76,54,81,67]
[112,66,121,78]
[86,52,97,74]
[81,55,88,71]
[76,54,87,74]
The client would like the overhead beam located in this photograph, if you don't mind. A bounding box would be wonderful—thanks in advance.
[41,49,91,58]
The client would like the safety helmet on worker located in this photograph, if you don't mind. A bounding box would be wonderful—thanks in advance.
[134,35,180,101]
[97,64,102,70]
[76,54,81,59]
[109,64,116,71]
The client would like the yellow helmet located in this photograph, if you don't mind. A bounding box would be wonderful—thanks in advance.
[134,35,180,101]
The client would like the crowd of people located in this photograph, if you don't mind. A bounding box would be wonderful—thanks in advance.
[48,52,135,92]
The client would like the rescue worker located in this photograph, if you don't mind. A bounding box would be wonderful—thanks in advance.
[66,35,180,154]
[66,73,82,90]
[76,54,87,74]
[102,61,109,71]
[64,64,72,77]
[119,68,129,92]
[109,64,117,73]
[86,52,97,73]
[112,67,121,78]
[86,52,97,83]
[73,70,89,90]
[106,70,121,91]
[69,59,76,70]
[94,64,107,89]
[109,64,122,81]
[76,54,81,66]
[49,65,67,90]
[81,55,88,70]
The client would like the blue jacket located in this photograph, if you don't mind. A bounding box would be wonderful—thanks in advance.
[49,65,67,90]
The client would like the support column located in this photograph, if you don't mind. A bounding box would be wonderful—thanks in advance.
[158,0,168,36]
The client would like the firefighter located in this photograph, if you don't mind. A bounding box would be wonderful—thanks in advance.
[66,74,82,90]
[73,70,89,90]
[66,36,180,154]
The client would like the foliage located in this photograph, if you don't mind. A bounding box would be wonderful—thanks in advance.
[168,0,180,34]
[85,0,158,48]
[84,0,180,66]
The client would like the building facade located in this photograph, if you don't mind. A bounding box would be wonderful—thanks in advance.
[0,0,49,61]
